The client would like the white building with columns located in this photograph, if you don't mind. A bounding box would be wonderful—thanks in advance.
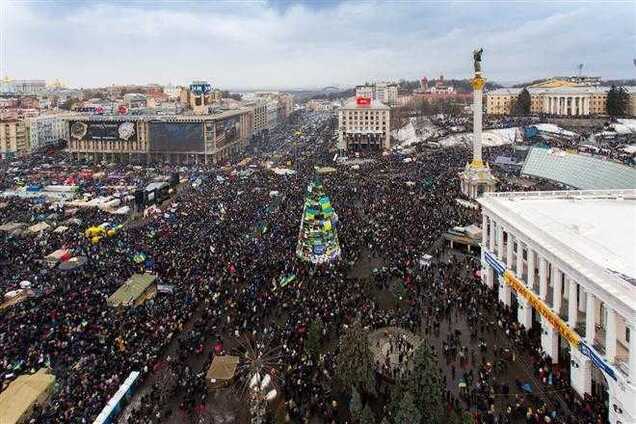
[486,86,635,116]
[479,190,636,424]
[535,87,598,116]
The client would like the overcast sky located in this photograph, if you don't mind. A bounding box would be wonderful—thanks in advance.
[1,0,635,89]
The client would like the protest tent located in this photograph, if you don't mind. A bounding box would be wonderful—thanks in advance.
[1,289,31,311]
[44,249,72,267]
[271,167,296,176]
[0,222,25,233]
[107,273,158,307]
[58,256,88,271]
[315,166,337,175]
[53,225,69,233]
[206,355,240,389]
[0,368,55,424]
[444,224,482,252]
[27,222,51,234]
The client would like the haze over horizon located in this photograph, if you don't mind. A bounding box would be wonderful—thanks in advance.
[1,0,635,90]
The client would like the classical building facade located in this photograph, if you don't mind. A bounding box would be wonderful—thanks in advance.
[479,190,636,424]
[486,85,636,116]
[338,97,391,151]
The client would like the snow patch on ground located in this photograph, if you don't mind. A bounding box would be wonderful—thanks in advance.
[438,127,520,148]
[612,119,636,134]
[394,122,419,147]
[392,119,439,151]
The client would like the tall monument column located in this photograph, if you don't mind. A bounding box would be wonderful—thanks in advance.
[458,48,497,199]
[471,69,485,168]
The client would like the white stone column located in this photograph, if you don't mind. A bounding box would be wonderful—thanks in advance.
[585,97,590,115]
[605,307,616,363]
[500,230,512,307]
[543,96,548,114]
[570,349,592,397]
[489,218,496,252]
[499,279,512,307]
[542,317,559,363]
[574,97,578,115]
[527,248,535,291]
[482,215,488,247]
[551,97,555,114]
[539,256,548,300]
[506,232,514,270]
[553,265,562,315]
[586,292,596,344]
[550,97,554,114]
[497,225,504,260]
[516,240,524,277]
[486,266,494,289]
[518,298,533,329]
[578,288,587,313]
[568,278,578,328]
[562,96,566,115]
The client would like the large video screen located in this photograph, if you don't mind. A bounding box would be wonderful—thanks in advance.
[69,120,137,142]
[149,122,204,152]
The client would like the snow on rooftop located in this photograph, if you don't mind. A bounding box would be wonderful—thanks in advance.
[481,190,636,310]
[533,123,578,137]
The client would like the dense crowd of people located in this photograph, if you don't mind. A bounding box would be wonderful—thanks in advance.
[0,111,612,424]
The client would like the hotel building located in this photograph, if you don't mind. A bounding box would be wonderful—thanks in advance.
[338,97,391,151]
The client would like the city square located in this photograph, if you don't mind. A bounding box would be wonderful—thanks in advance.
[1,2,636,424]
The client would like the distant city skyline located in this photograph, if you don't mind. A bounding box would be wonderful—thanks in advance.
[1,0,635,90]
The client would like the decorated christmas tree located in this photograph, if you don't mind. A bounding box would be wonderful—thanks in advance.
[296,177,341,264]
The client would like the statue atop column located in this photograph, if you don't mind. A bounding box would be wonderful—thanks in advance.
[473,48,483,74]
[459,47,496,198]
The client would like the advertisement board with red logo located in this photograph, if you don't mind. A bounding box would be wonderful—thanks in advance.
[356,97,371,106]
[118,104,128,115]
